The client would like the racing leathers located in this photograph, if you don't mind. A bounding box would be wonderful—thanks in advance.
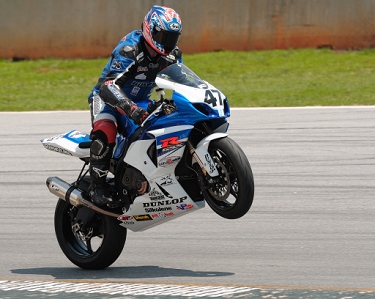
[88,29,182,205]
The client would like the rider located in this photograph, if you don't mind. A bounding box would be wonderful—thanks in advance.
[88,5,183,206]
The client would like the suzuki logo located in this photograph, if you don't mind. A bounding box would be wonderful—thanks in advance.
[160,136,182,148]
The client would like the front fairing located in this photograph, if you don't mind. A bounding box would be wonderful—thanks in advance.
[122,63,231,136]
[115,63,231,158]
[155,63,230,120]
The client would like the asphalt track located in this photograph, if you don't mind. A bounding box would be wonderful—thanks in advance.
[0,107,374,298]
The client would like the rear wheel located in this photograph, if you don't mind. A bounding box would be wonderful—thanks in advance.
[54,180,127,269]
[203,137,254,219]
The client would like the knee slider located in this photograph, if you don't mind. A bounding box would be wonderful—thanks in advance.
[91,139,106,156]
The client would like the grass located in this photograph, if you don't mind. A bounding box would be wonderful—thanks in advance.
[1,48,375,111]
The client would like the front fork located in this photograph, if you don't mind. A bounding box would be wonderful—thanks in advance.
[186,132,227,188]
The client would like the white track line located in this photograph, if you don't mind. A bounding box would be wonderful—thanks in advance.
[0,280,257,297]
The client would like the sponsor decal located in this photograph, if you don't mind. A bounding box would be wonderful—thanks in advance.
[43,144,72,156]
[136,52,144,61]
[159,143,185,156]
[108,84,125,100]
[130,86,140,96]
[176,204,194,211]
[198,83,208,89]
[124,45,133,52]
[92,93,102,116]
[205,153,216,173]
[143,196,187,208]
[134,214,153,221]
[92,167,108,178]
[145,206,172,213]
[148,188,165,200]
[45,133,64,142]
[68,131,86,139]
[162,55,174,63]
[151,212,175,219]
[111,60,122,70]
[168,23,181,31]
[160,136,182,148]
[118,216,135,225]
[118,215,134,221]
[166,53,175,61]
[159,174,176,186]
[121,221,135,225]
[137,66,148,72]
[149,63,159,69]
[131,81,156,88]
[51,184,59,191]
[135,73,147,80]
[159,156,181,167]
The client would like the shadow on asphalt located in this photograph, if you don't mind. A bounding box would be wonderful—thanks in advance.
[11,266,234,280]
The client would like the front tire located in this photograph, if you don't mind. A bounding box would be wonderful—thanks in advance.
[203,137,254,219]
[54,198,127,269]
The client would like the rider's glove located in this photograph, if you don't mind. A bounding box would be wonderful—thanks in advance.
[147,100,162,114]
[115,99,149,125]
[115,99,133,116]
[130,105,149,125]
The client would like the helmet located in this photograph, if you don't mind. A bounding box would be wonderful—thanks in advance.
[142,6,182,56]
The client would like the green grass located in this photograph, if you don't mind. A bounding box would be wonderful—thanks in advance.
[1,48,375,111]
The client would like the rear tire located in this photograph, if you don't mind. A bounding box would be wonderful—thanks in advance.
[54,179,127,269]
[203,137,254,219]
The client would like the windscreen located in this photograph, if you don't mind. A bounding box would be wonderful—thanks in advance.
[157,64,208,88]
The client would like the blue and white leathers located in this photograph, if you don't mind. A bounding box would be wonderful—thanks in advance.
[88,30,183,142]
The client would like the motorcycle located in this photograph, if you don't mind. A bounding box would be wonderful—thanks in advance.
[41,63,254,270]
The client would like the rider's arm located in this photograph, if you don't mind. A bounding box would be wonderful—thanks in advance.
[99,80,148,125]
[99,79,133,113]
[98,51,149,124]
[98,51,135,106]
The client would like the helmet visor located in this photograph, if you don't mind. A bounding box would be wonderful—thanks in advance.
[153,29,181,53]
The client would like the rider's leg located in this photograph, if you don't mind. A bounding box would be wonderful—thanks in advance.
[89,95,118,205]
[89,119,116,205]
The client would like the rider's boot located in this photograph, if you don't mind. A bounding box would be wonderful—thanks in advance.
[88,139,114,206]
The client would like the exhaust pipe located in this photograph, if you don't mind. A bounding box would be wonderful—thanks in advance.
[46,177,120,218]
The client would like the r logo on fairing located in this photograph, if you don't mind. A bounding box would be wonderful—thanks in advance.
[160,136,182,148]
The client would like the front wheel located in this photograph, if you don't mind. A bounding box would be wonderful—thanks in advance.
[203,137,254,219]
[54,198,127,269]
